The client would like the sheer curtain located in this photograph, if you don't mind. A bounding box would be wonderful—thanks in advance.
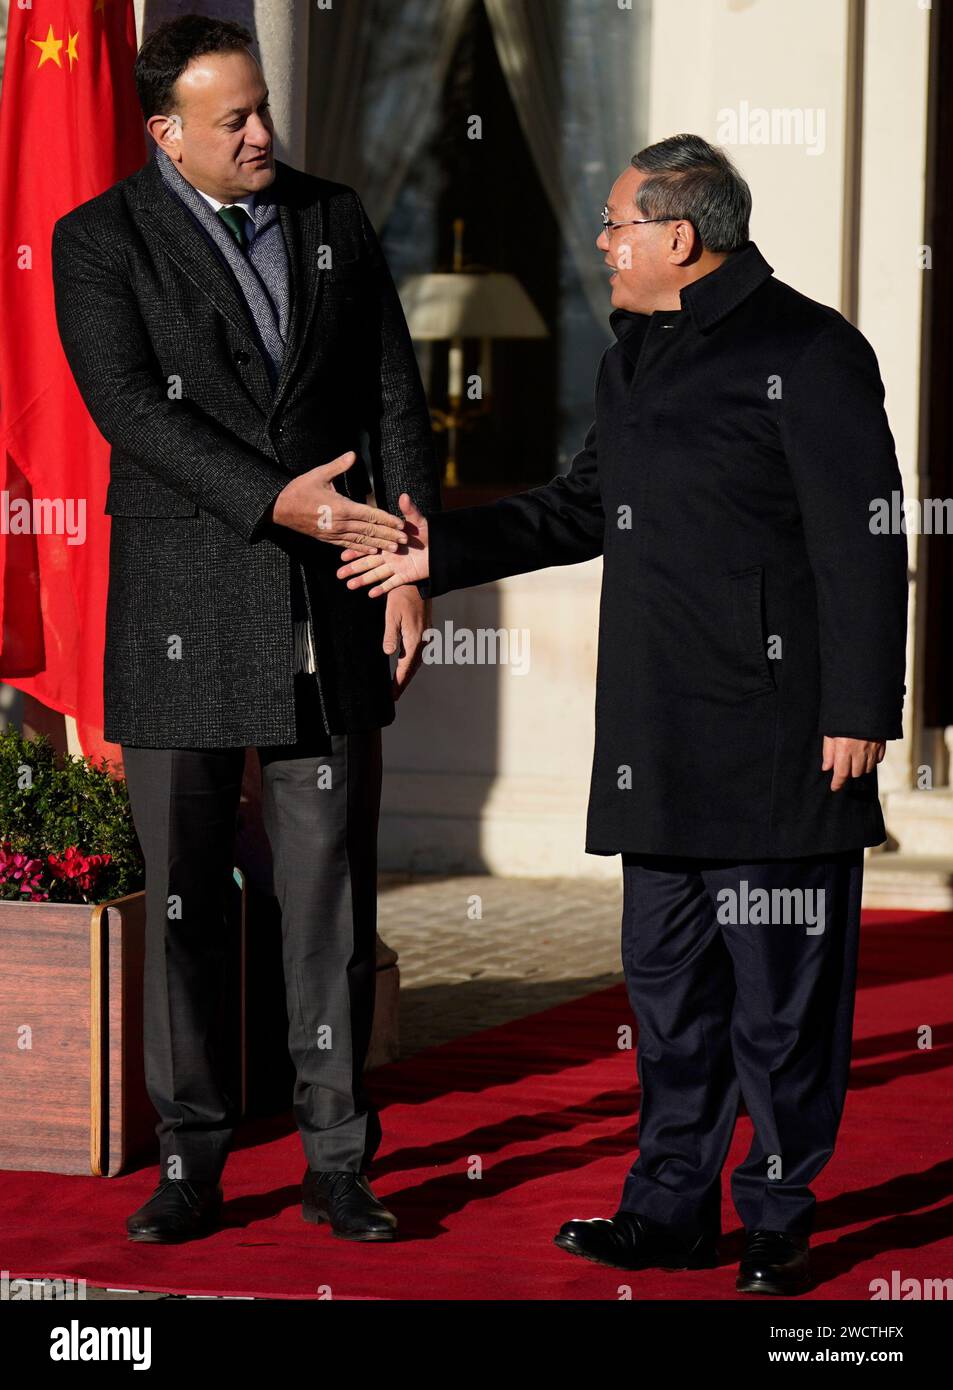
[303,0,652,465]
[306,0,650,321]
[483,0,651,330]
[306,0,474,231]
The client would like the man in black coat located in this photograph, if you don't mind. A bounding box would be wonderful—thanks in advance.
[51,16,441,1244]
[337,134,908,1294]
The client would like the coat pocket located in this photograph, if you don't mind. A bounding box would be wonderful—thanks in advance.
[728,566,776,697]
[104,478,198,517]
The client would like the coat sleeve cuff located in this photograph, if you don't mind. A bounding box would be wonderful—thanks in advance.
[819,708,904,741]
[246,482,288,543]
[427,512,455,599]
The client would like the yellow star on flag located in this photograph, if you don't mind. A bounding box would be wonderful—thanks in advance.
[66,31,80,69]
[31,24,64,69]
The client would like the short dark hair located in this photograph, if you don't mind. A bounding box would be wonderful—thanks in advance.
[134,14,255,121]
[630,134,752,252]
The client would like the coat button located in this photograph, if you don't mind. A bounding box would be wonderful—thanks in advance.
[233,349,250,365]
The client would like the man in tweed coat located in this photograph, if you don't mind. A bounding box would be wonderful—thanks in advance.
[51,15,440,1244]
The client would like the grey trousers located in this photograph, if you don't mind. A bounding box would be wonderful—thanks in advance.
[122,684,383,1183]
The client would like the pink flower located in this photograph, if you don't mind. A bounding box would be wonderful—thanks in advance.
[0,840,109,902]
[0,840,48,899]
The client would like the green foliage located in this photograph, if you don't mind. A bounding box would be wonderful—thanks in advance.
[0,727,144,903]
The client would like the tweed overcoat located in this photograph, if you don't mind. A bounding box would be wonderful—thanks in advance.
[427,242,909,859]
[51,152,441,747]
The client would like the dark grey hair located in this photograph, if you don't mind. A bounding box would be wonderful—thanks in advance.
[629,134,751,252]
[135,15,255,121]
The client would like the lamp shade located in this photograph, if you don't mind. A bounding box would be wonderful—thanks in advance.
[398,272,549,340]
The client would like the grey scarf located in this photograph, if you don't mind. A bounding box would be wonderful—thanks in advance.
[154,145,316,677]
[153,144,291,383]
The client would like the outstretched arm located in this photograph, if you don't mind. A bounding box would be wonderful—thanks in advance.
[338,349,610,596]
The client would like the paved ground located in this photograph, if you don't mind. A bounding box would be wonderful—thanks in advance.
[13,872,625,1302]
[377,871,624,1056]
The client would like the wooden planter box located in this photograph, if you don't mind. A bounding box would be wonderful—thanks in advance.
[0,875,245,1178]
[0,873,400,1178]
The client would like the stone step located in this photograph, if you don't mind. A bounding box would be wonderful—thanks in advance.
[862,851,953,910]
[884,788,953,856]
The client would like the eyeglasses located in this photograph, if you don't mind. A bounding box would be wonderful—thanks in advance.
[601,206,682,236]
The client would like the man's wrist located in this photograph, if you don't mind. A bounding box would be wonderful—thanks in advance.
[266,486,288,528]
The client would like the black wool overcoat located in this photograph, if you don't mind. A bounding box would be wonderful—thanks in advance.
[427,242,908,859]
[51,153,441,748]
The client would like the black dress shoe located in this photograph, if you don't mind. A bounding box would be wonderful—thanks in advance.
[554,1210,719,1271]
[736,1230,811,1295]
[126,1178,223,1243]
[302,1169,397,1241]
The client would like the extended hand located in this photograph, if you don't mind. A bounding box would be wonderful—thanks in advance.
[336,493,430,596]
[271,451,407,555]
[821,736,885,791]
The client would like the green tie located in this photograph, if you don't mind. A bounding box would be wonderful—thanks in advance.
[216,203,253,250]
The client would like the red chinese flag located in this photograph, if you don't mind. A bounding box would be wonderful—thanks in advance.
[0,0,145,771]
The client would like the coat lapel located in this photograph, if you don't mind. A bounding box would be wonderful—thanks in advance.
[126,152,325,418]
[270,184,325,412]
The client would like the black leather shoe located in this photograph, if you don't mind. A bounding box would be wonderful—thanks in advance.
[126,1178,223,1243]
[302,1169,397,1241]
[554,1210,719,1271]
[736,1230,811,1295]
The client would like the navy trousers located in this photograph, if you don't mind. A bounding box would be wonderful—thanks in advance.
[618,849,864,1238]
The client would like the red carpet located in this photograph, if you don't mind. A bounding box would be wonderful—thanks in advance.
[1,909,951,1300]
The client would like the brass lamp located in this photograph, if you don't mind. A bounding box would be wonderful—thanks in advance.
[398,219,549,486]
